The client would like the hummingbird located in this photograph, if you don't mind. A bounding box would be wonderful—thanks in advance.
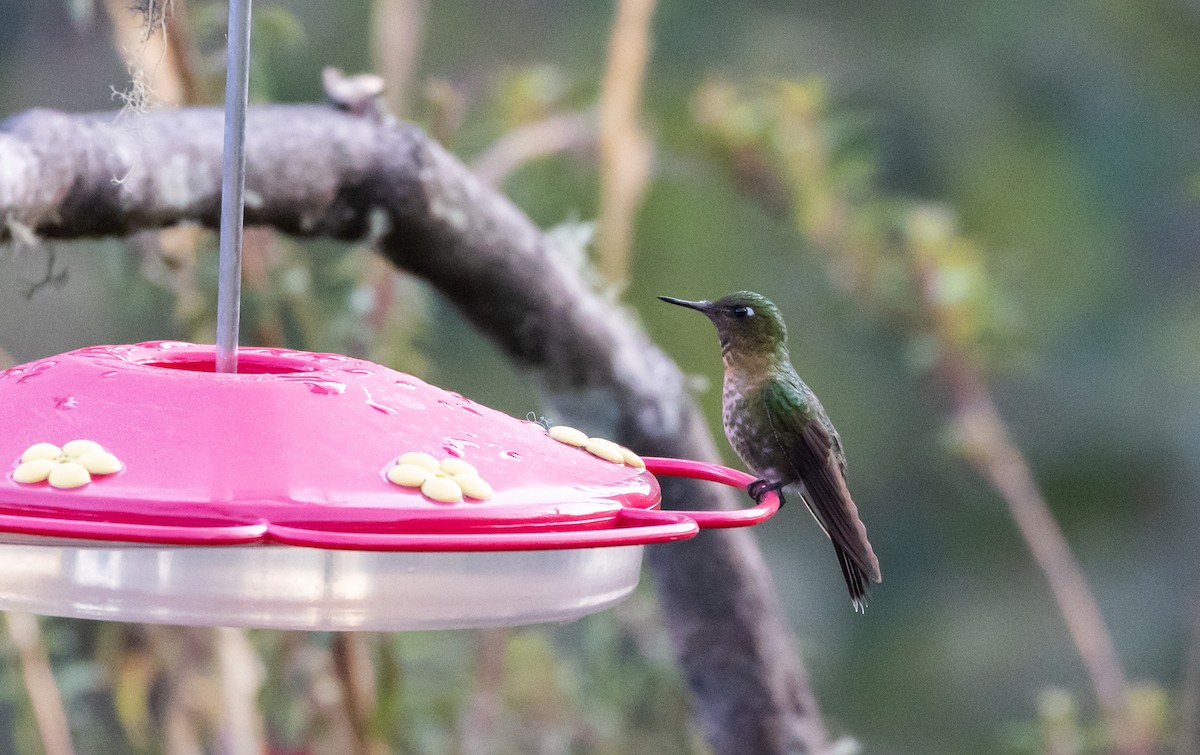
[659,291,882,611]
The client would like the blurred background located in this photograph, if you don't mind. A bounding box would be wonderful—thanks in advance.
[1,0,1199,753]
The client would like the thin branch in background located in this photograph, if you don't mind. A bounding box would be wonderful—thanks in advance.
[952,372,1132,723]
[161,684,204,755]
[365,254,397,339]
[215,627,266,754]
[143,626,212,755]
[955,372,1137,729]
[373,635,408,752]
[331,634,389,755]
[372,0,426,117]
[472,112,595,187]
[19,244,68,300]
[355,255,431,376]
[4,613,75,755]
[110,626,160,750]
[422,78,469,147]
[300,635,364,753]
[130,224,208,335]
[596,0,655,288]
[338,247,398,361]
[906,214,1138,752]
[240,226,288,347]
[459,628,510,755]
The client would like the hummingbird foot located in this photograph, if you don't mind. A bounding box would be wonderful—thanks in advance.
[747,479,786,508]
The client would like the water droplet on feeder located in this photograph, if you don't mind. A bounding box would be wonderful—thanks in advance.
[16,361,56,384]
[366,399,398,415]
[441,438,479,458]
[53,396,78,410]
[503,451,523,461]
[304,381,346,395]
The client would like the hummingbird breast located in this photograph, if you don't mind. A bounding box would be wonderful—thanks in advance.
[721,375,792,483]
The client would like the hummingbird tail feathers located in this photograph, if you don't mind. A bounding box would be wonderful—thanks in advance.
[836,544,874,613]
[780,419,883,609]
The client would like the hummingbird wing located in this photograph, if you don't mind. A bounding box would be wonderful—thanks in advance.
[763,379,882,610]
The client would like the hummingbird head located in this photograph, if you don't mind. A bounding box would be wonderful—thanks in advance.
[658,291,788,365]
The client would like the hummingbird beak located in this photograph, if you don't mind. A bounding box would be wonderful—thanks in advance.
[658,296,713,314]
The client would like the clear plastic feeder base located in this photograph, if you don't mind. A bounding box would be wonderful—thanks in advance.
[0,539,644,630]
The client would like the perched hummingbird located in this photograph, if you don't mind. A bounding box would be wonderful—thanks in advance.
[659,291,882,611]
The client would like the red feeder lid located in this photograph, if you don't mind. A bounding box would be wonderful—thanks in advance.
[0,342,776,551]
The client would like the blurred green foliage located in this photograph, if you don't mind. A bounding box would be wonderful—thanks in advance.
[1,0,1199,753]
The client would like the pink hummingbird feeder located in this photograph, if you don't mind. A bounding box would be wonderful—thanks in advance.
[0,0,777,631]
[0,342,779,630]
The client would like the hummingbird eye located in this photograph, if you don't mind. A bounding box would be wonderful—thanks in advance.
[731,305,754,318]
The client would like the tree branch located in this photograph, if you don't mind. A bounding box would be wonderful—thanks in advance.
[596,0,655,287]
[5,612,75,755]
[0,104,829,753]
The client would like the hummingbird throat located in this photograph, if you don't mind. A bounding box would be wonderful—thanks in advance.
[721,340,788,380]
